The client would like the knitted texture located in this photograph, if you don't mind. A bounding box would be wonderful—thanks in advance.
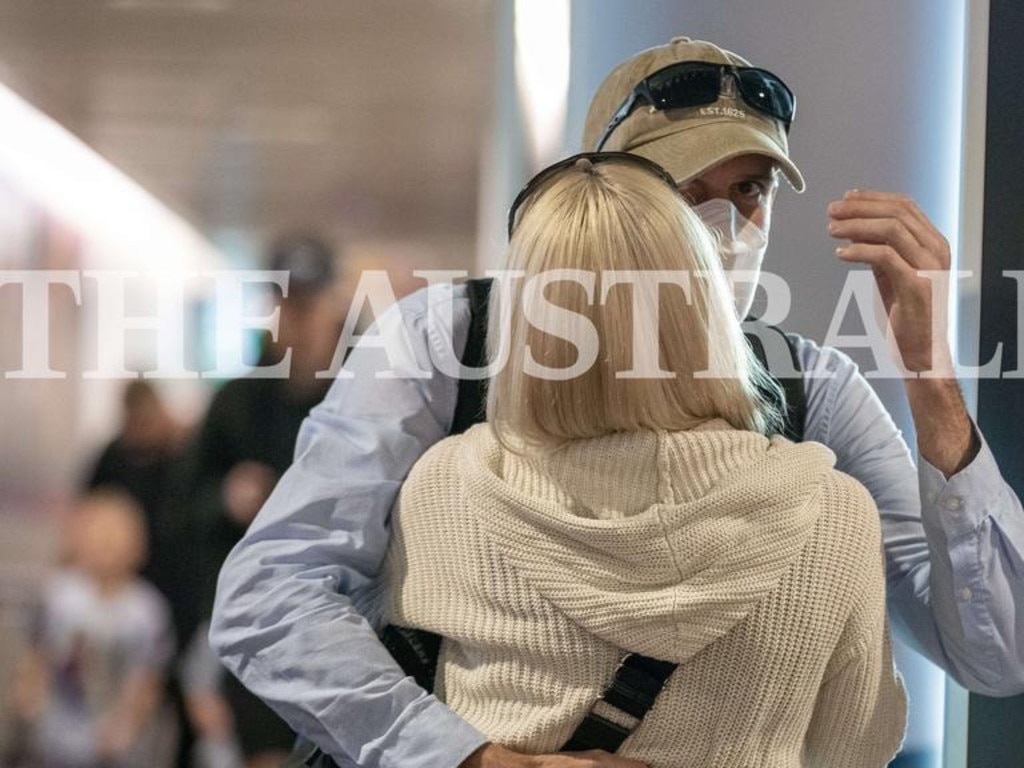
[385,421,906,767]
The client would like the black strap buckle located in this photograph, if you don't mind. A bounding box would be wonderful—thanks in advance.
[560,653,677,753]
[601,656,673,719]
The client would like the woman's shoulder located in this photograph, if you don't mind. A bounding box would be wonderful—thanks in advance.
[406,425,483,484]
[399,425,494,526]
[766,436,882,559]
[812,463,884,560]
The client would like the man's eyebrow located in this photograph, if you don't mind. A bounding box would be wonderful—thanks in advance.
[739,170,779,184]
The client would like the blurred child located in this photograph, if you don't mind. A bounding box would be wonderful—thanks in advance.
[11,490,175,768]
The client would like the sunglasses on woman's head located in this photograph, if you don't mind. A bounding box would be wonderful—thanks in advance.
[507,151,681,239]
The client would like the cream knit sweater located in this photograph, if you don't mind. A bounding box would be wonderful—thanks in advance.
[384,421,906,767]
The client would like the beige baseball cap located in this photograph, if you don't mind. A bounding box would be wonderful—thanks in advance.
[582,36,805,192]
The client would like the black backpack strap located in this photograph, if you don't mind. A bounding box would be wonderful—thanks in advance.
[376,279,495,694]
[743,320,806,443]
[450,277,494,435]
[380,624,443,692]
[283,736,330,768]
[561,653,677,753]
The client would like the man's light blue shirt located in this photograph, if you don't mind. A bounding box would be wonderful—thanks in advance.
[211,282,1024,768]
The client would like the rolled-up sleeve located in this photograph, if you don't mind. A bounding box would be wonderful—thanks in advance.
[210,283,487,768]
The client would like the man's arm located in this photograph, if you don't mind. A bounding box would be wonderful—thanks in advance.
[796,335,1024,696]
[826,189,1024,694]
[210,284,488,768]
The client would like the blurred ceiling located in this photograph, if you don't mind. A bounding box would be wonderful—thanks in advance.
[0,0,495,248]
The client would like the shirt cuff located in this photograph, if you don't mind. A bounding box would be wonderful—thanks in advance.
[919,424,1006,541]
[324,692,487,768]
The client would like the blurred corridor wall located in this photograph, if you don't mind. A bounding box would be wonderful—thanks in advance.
[0,2,496,752]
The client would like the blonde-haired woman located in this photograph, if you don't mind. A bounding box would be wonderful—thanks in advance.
[384,153,906,768]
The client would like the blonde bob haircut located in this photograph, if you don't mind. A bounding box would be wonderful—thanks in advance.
[487,157,784,449]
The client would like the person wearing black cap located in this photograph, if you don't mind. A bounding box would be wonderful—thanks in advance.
[181,232,343,768]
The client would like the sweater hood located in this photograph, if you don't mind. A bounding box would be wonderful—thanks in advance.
[459,421,836,663]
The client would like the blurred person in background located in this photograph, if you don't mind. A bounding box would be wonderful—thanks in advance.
[82,381,194,768]
[84,380,187,573]
[83,380,189,630]
[181,233,345,768]
[10,490,175,768]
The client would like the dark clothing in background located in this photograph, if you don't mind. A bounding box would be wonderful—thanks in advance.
[197,376,324,486]
[86,441,180,592]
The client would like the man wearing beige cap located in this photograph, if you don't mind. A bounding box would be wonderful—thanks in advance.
[210,37,1024,768]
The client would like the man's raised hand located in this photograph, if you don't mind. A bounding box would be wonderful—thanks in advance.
[828,189,955,375]
[828,188,976,475]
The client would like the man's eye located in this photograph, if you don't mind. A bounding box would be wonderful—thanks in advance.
[734,180,767,199]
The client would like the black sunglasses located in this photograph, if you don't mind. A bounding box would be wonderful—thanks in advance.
[594,61,796,152]
[507,152,680,239]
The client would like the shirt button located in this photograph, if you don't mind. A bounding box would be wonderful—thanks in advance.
[959,587,973,602]
[943,495,963,512]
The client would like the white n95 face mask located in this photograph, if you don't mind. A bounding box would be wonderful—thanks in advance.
[693,198,768,320]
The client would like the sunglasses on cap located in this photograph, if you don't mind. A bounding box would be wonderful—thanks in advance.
[594,61,796,152]
[507,151,681,239]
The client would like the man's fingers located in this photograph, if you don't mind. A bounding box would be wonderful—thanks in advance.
[568,751,648,767]
[829,216,924,265]
[836,243,917,281]
[828,198,933,246]
[832,190,951,263]
[842,188,918,203]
